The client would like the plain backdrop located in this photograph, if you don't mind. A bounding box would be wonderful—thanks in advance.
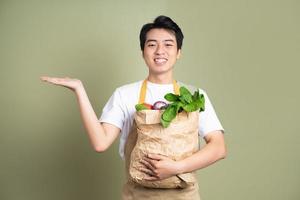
[0,0,299,199]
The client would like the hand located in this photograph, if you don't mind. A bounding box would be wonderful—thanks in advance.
[139,154,182,181]
[40,76,83,92]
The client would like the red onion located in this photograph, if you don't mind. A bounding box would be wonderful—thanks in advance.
[153,101,168,110]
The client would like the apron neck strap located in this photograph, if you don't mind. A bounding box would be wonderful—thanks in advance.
[138,79,180,104]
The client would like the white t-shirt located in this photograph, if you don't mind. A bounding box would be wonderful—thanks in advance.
[99,80,225,159]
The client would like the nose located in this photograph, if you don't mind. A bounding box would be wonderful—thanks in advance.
[155,44,165,55]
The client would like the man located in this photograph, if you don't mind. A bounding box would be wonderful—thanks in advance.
[41,15,226,200]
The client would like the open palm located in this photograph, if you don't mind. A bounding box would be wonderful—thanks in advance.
[40,76,83,92]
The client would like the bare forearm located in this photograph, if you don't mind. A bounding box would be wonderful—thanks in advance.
[40,76,118,152]
[74,86,108,151]
[141,133,226,181]
[178,135,226,174]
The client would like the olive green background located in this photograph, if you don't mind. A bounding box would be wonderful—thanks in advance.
[0,0,299,199]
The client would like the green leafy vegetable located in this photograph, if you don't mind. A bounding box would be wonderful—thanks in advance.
[162,104,177,122]
[164,93,179,102]
[179,87,193,104]
[161,118,170,128]
[161,86,205,128]
[183,101,198,112]
[135,103,151,111]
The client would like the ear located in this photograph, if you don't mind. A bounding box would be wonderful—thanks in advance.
[176,49,181,59]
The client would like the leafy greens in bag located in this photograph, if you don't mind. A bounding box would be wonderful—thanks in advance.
[161,86,205,128]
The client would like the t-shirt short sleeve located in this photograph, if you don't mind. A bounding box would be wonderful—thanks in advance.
[98,89,125,130]
[199,89,225,138]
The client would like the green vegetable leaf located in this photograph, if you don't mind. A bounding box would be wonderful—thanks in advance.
[183,102,198,112]
[199,94,205,111]
[164,93,179,102]
[194,94,205,112]
[135,104,149,111]
[161,86,206,127]
[179,86,192,96]
[179,96,187,104]
[161,118,171,128]
[179,86,193,104]
[192,90,199,101]
[176,101,184,113]
[162,104,177,122]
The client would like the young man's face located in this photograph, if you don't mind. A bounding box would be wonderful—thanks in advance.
[142,28,181,76]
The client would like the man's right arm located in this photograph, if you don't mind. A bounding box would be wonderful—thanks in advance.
[40,76,120,152]
[75,84,121,152]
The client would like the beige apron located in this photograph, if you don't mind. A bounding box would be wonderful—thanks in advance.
[122,80,201,200]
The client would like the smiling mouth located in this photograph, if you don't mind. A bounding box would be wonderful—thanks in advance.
[154,58,168,64]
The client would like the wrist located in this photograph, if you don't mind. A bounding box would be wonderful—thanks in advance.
[74,82,85,94]
[176,160,186,174]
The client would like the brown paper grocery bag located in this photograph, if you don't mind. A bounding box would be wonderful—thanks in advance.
[129,109,199,188]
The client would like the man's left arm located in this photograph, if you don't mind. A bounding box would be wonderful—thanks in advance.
[141,130,226,180]
[177,130,226,174]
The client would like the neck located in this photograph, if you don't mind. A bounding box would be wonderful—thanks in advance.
[147,72,174,84]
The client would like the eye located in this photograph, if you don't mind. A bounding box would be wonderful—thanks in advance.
[147,43,156,47]
[165,43,173,47]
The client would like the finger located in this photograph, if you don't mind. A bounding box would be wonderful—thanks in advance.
[143,157,159,169]
[40,76,55,82]
[40,76,63,81]
[147,153,165,161]
[44,78,59,84]
[139,168,157,177]
[143,174,159,181]
[140,159,156,172]
[40,76,50,81]
[42,77,65,85]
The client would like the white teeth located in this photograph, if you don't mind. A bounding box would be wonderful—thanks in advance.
[154,58,167,64]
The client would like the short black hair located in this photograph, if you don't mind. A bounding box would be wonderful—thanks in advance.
[139,15,184,51]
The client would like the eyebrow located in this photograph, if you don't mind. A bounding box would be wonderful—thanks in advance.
[146,39,175,43]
